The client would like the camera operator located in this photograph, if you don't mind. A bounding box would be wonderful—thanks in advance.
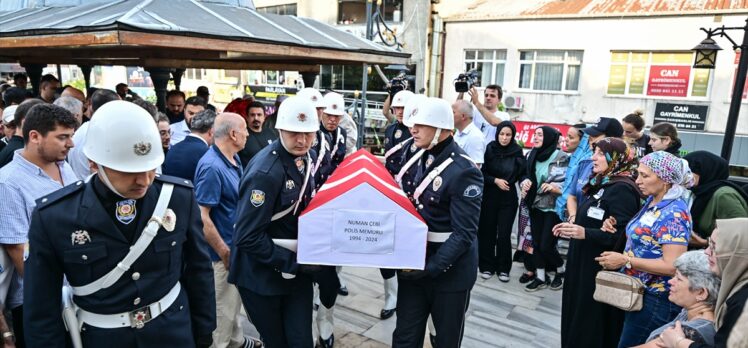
[458,85,510,145]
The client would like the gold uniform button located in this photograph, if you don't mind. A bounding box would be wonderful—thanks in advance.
[133,297,141,306]
[132,272,141,280]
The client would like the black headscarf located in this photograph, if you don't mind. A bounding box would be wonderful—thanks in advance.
[665,138,682,157]
[484,121,524,182]
[485,121,522,159]
[527,126,560,165]
[525,126,560,204]
[685,151,748,223]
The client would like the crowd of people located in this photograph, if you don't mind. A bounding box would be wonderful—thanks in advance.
[0,70,747,348]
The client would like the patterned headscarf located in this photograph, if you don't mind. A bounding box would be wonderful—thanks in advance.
[640,151,694,199]
[583,137,638,194]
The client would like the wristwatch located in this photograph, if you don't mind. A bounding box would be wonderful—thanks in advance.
[625,255,633,269]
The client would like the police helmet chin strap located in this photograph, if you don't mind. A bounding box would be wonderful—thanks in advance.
[428,128,442,150]
[96,164,126,198]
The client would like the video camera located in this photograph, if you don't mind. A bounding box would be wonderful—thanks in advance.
[454,70,479,93]
[387,72,409,98]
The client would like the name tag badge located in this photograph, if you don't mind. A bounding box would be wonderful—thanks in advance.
[587,206,605,220]
[550,166,565,176]
[640,212,657,227]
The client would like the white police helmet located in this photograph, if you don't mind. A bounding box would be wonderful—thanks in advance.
[406,97,455,149]
[2,105,18,124]
[296,88,325,108]
[391,90,414,108]
[402,94,428,127]
[274,96,319,133]
[322,92,345,116]
[83,100,164,173]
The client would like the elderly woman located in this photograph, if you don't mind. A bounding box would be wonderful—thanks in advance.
[553,138,641,348]
[520,126,570,291]
[683,151,748,248]
[637,251,720,347]
[595,151,693,348]
[659,218,748,348]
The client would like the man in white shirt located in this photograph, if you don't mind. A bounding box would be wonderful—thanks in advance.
[458,84,510,145]
[67,89,119,179]
[452,100,485,166]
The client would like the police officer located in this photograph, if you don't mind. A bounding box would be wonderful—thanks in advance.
[378,89,416,320]
[310,91,351,348]
[391,97,483,348]
[24,100,216,348]
[229,96,319,348]
[312,92,347,189]
[383,90,414,175]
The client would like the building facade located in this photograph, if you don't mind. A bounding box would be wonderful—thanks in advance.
[437,0,748,165]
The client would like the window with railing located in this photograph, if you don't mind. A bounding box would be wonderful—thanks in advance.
[338,0,403,24]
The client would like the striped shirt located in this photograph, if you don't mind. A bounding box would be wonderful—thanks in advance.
[0,149,78,308]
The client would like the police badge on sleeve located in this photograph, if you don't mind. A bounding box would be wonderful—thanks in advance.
[250,190,265,207]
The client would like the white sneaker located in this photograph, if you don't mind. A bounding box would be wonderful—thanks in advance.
[480,271,493,280]
[498,272,510,283]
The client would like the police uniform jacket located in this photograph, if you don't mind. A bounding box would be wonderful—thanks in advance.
[312,124,347,187]
[23,175,216,347]
[400,137,483,292]
[383,121,411,175]
[229,140,316,296]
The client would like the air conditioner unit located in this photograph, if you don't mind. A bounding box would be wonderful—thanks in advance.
[503,94,524,111]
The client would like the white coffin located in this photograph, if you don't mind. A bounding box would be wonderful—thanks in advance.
[298,149,427,269]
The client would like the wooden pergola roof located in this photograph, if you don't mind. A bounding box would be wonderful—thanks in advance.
[0,0,410,71]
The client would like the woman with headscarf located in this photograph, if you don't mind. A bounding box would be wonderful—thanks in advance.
[659,218,748,348]
[552,138,642,348]
[683,151,748,248]
[556,124,592,222]
[520,126,570,291]
[478,121,527,282]
[595,151,693,347]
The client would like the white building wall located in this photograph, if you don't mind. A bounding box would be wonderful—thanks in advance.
[441,14,748,134]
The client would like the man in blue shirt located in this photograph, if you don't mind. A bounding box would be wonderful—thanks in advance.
[194,112,259,348]
[163,109,216,182]
[0,104,79,346]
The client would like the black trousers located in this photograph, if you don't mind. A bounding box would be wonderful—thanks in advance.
[529,208,563,271]
[380,269,396,279]
[314,266,340,309]
[478,202,518,274]
[238,285,313,348]
[12,306,24,348]
[392,279,471,348]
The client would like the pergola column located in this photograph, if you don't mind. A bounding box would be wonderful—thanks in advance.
[172,68,186,91]
[20,63,44,97]
[145,67,172,112]
[78,65,93,93]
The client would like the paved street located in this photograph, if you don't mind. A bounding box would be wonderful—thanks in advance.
[241,263,563,348]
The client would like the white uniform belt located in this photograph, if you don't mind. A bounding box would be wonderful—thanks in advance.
[427,231,452,243]
[77,282,181,329]
[272,238,298,253]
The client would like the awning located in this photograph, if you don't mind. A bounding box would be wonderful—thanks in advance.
[0,0,410,71]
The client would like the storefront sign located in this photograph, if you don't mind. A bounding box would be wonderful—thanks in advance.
[647,65,691,97]
[653,103,708,131]
[513,121,572,149]
[245,84,298,103]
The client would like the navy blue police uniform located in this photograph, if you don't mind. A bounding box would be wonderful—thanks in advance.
[391,136,483,348]
[312,124,347,190]
[229,140,317,348]
[383,121,411,175]
[24,174,216,348]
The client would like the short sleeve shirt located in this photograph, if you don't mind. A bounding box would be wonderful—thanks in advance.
[194,146,243,261]
[623,196,691,294]
[472,108,510,145]
[454,122,485,164]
